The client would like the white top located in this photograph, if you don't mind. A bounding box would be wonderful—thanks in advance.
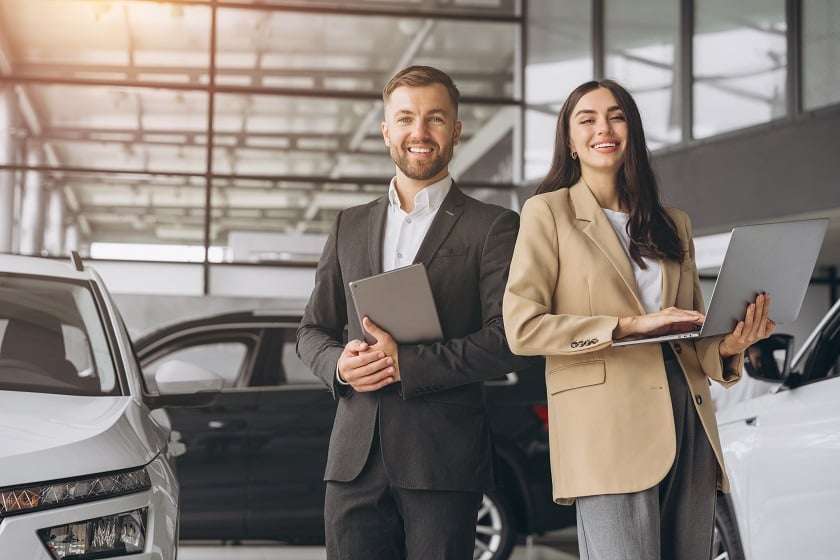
[602,208,662,314]
[382,176,451,272]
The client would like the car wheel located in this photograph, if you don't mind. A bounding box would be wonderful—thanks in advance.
[712,497,746,560]
[474,491,516,560]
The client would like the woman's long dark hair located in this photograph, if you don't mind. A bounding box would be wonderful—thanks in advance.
[536,79,682,267]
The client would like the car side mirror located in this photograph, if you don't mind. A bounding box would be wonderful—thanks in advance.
[144,359,224,408]
[744,333,794,382]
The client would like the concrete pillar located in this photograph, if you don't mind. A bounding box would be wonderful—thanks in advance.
[0,86,16,253]
[19,146,46,255]
[44,185,66,256]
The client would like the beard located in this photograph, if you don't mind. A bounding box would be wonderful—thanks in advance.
[389,142,453,181]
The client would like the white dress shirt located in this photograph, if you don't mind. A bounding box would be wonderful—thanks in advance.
[337,175,452,384]
[382,176,452,272]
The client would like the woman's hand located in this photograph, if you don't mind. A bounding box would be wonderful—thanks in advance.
[614,307,705,340]
[719,293,776,358]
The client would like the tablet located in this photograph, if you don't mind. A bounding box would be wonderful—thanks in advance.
[348,263,443,345]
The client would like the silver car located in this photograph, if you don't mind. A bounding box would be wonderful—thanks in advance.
[0,253,221,560]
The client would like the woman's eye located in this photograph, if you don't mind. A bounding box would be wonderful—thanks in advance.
[610,114,626,121]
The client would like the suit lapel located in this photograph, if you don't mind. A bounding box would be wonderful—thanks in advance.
[413,183,465,268]
[570,181,646,315]
[367,196,388,275]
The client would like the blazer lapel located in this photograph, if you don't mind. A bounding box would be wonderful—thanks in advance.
[660,256,680,309]
[367,196,388,275]
[413,184,465,267]
[570,181,646,315]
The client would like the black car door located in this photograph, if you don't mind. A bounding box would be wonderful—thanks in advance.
[141,329,263,540]
[245,325,336,543]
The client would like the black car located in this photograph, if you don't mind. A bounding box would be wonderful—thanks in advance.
[134,310,573,560]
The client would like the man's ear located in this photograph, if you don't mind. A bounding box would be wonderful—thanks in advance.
[453,120,462,146]
[381,121,390,147]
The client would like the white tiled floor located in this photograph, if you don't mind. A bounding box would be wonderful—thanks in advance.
[179,529,580,560]
[179,543,577,560]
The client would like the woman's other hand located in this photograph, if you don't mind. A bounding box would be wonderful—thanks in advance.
[719,293,776,358]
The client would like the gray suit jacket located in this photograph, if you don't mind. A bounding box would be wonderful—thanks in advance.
[297,184,531,491]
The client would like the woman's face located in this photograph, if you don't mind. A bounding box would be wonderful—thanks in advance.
[567,87,628,176]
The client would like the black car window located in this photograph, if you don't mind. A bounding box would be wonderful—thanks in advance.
[801,313,840,384]
[143,341,250,389]
[282,341,315,384]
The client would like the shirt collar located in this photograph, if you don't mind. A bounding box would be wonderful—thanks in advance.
[388,175,452,212]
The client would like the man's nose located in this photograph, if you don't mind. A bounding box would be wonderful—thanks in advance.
[410,120,430,138]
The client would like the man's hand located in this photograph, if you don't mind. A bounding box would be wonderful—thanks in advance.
[337,338,395,392]
[362,317,401,382]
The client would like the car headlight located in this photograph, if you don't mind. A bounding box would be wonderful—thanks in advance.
[37,508,147,559]
[0,466,150,516]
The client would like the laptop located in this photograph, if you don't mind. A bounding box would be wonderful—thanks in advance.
[348,263,444,345]
[613,218,829,347]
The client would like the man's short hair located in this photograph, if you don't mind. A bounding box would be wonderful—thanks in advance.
[382,65,461,113]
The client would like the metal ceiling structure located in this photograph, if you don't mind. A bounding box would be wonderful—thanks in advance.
[0,0,521,259]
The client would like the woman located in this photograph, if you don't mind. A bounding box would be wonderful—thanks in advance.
[502,79,774,560]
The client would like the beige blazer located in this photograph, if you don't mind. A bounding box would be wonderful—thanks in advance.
[503,180,742,505]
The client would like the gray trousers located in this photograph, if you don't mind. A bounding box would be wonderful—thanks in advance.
[576,344,717,560]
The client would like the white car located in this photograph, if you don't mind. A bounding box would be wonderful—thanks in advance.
[0,254,221,560]
[713,300,840,559]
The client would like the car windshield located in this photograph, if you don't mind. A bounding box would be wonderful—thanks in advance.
[0,274,120,396]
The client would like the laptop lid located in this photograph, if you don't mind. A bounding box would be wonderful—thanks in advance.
[348,263,444,345]
[699,217,828,336]
[613,218,828,347]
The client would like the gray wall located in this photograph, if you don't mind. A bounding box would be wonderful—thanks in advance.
[654,104,840,236]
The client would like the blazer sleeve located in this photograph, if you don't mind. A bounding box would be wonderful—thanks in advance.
[397,209,536,399]
[681,213,743,386]
[503,196,619,356]
[296,211,348,399]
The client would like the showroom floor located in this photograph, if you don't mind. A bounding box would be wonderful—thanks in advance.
[179,528,580,560]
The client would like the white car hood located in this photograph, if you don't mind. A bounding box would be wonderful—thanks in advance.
[0,391,160,487]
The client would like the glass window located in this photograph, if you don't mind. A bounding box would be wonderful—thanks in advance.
[803,0,840,111]
[143,341,249,389]
[0,1,521,263]
[281,342,314,384]
[694,0,787,138]
[0,0,212,84]
[215,8,515,98]
[605,0,680,150]
[0,275,118,396]
[524,0,592,181]
[218,0,518,17]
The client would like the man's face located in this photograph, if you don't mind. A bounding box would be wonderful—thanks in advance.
[381,83,461,185]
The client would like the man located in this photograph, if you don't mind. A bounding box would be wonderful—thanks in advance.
[297,65,529,559]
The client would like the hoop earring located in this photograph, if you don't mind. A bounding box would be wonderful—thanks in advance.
[571,151,578,160]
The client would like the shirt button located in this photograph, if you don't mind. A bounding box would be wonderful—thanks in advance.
[397,252,404,259]
[406,218,412,224]
[695,395,703,405]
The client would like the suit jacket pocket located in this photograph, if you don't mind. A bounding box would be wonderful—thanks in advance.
[546,360,606,395]
[435,245,469,258]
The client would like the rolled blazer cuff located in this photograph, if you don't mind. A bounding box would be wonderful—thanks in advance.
[696,335,742,387]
